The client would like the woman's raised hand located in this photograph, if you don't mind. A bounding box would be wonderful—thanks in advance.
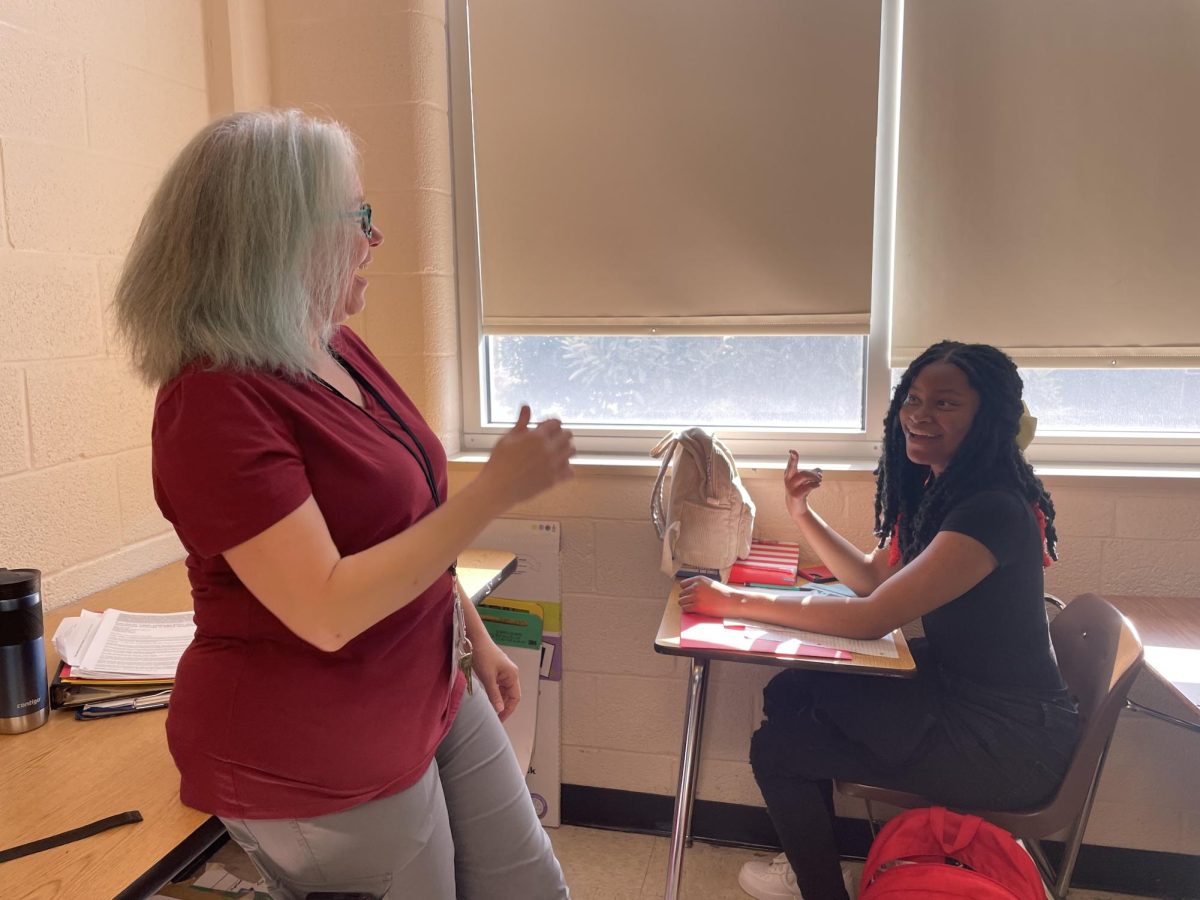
[481,405,575,507]
[783,450,823,521]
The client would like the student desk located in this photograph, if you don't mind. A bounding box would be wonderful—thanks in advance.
[0,550,516,900]
[1108,595,1200,723]
[653,581,918,900]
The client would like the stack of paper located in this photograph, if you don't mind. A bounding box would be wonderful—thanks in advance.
[728,540,801,586]
[51,608,194,717]
[680,612,850,659]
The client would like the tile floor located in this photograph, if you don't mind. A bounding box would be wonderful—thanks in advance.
[543,826,1162,900]
[198,823,1164,900]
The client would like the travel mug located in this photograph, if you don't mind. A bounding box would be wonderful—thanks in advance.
[0,568,49,734]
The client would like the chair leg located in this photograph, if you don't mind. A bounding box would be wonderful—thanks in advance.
[1023,838,1057,892]
[1052,736,1118,899]
[863,799,877,840]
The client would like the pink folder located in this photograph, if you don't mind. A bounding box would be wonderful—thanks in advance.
[679,612,850,660]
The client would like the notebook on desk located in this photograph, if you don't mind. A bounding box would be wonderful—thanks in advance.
[679,612,850,660]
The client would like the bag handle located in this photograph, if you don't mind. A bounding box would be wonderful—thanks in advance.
[650,432,681,539]
[676,433,717,503]
[709,435,740,497]
[929,806,982,855]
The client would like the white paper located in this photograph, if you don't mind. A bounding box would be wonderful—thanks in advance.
[472,519,561,603]
[724,617,900,658]
[527,678,562,826]
[76,609,195,678]
[803,582,858,598]
[52,609,103,665]
[191,862,268,894]
[500,644,543,772]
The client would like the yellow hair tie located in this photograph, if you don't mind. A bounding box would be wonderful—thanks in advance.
[1017,401,1037,452]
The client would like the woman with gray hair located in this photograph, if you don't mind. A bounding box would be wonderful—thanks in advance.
[115,109,574,899]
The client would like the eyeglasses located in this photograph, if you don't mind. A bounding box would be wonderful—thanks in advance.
[347,202,373,239]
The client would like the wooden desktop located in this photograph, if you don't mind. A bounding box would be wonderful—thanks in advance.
[1108,595,1200,719]
[0,550,516,900]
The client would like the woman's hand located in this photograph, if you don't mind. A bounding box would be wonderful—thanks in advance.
[480,405,575,508]
[783,450,823,523]
[678,576,744,620]
[470,632,522,722]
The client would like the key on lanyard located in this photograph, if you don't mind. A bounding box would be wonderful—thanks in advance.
[458,636,475,695]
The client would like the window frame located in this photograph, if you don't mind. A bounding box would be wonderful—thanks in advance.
[447,0,1199,469]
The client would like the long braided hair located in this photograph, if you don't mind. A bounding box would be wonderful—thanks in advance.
[873,341,1058,565]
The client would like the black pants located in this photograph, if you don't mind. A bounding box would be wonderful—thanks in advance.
[749,641,1079,900]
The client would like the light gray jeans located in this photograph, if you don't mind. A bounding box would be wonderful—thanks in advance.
[220,681,569,899]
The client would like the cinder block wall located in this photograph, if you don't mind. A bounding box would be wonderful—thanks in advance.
[448,466,1200,855]
[0,0,209,604]
[266,0,462,451]
[262,3,1200,854]
[3,0,1196,859]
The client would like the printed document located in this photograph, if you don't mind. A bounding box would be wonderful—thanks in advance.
[54,609,195,678]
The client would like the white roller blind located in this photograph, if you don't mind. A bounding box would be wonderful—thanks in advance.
[465,0,882,335]
[892,0,1200,367]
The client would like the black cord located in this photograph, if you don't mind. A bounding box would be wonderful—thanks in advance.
[309,356,442,511]
[308,352,453,577]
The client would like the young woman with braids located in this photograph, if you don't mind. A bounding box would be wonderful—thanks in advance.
[679,341,1079,900]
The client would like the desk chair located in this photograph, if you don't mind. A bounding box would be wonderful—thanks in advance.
[836,593,1144,899]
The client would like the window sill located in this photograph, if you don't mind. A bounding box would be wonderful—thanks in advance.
[447,453,1200,481]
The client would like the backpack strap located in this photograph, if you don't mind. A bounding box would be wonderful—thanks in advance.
[928,806,983,855]
[709,435,740,499]
[679,431,717,503]
[650,431,681,539]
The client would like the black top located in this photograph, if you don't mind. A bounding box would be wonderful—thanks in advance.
[921,488,1066,696]
[0,568,40,604]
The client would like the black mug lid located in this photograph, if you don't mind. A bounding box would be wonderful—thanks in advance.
[0,568,41,601]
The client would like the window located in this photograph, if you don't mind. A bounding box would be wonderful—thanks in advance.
[486,335,867,430]
[450,0,1200,466]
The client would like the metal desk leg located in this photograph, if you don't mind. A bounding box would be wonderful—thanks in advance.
[683,659,710,849]
[665,658,710,900]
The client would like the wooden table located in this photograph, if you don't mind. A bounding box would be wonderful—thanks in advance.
[0,550,516,900]
[653,582,917,900]
[1107,595,1200,719]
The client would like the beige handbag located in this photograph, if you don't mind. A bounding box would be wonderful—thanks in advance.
[650,428,756,577]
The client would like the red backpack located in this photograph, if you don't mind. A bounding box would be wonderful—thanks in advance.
[858,807,1046,900]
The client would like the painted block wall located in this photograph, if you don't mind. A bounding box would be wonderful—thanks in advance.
[264,0,1200,857]
[0,0,210,606]
[447,466,1200,855]
[265,0,462,453]
[1,0,1194,859]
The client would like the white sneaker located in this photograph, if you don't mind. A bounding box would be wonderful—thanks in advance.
[737,852,860,900]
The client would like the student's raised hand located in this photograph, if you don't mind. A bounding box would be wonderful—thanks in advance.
[480,405,575,507]
[678,576,743,620]
[783,450,823,522]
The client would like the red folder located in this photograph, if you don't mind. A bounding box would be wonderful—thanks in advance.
[679,612,850,660]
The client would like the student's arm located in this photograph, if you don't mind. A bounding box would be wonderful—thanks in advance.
[784,451,898,595]
[224,407,574,652]
[679,530,997,639]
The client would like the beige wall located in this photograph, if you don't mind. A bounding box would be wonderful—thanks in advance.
[266,0,462,452]
[449,466,1200,855]
[0,0,211,605]
[262,2,1200,855]
[2,0,1196,860]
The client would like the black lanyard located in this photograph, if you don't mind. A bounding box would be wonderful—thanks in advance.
[309,352,452,575]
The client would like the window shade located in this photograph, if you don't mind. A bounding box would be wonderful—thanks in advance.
[892,0,1200,368]
[465,0,882,335]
